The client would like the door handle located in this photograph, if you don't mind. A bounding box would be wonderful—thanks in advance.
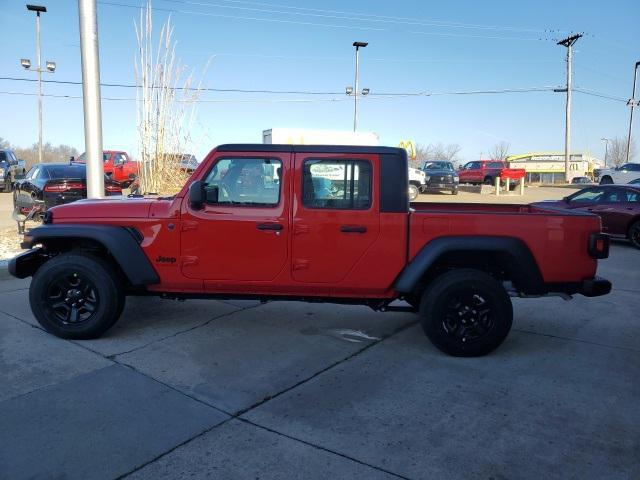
[257,223,283,231]
[340,225,367,233]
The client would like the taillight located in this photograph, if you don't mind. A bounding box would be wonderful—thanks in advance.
[588,233,609,259]
[44,182,84,192]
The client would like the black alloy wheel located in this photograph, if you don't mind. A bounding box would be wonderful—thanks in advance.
[419,269,513,356]
[629,220,640,249]
[30,252,125,339]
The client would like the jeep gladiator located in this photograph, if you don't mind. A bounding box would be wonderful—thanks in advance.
[9,145,611,356]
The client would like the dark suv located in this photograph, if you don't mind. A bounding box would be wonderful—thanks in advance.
[0,149,26,192]
[421,161,459,195]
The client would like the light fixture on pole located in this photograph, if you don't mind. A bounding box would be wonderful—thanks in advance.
[601,137,611,168]
[557,33,582,183]
[625,61,640,164]
[23,4,56,164]
[345,41,368,132]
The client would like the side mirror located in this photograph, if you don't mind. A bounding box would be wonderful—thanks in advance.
[188,180,205,208]
[562,196,569,203]
[205,185,219,204]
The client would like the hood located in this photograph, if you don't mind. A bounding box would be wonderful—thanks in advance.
[424,168,457,176]
[49,197,158,220]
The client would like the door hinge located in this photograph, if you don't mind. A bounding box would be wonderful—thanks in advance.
[181,221,199,232]
[293,259,310,270]
[181,256,199,267]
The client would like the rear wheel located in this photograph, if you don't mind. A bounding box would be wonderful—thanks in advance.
[628,220,640,249]
[483,176,493,185]
[599,176,613,185]
[419,269,513,356]
[29,252,125,339]
[4,176,12,192]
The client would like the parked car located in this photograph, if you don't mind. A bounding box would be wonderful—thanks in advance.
[457,160,525,186]
[532,184,640,249]
[10,144,611,358]
[597,163,640,185]
[12,163,122,230]
[169,153,199,173]
[421,161,459,195]
[571,176,594,185]
[75,150,139,187]
[0,149,27,192]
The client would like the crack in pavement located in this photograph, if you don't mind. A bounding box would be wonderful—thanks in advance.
[117,318,419,479]
[513,327,640,353]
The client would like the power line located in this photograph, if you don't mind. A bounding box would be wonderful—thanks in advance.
[99,1,552,41]
[161,0,549,33]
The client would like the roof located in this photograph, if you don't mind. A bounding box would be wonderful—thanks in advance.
[216,144,404,155]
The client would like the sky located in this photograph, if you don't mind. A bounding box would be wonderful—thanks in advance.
[0,0,638,162]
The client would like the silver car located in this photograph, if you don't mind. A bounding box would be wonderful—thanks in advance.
[598,163,640,184]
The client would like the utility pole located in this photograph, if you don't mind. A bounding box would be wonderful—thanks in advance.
[352,41,367,132]
[78,0,105,198]
[625,61,640,163]
[557,33,582,183]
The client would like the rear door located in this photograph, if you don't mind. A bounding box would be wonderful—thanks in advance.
[291,152,380,283]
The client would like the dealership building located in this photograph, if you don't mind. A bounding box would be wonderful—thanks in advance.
[505,152,603,184]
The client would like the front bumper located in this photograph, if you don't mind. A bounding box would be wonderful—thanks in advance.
[8,248,46,279]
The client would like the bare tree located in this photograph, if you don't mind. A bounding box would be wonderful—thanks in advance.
[607,137,636,167]
[12,143,79,168]
[414,142,462,168]
[489,141,510,161]
[0,137,10,149]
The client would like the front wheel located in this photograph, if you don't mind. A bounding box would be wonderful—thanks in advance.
[628,220,640,249]
[599,176,613,185]
[419,269,513,356]
[29,252,125,339]
[408,184,419,201]
[4,176,12,192]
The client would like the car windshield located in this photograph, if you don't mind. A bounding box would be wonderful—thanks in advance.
[45,165,87,179]
[424,162,454,171]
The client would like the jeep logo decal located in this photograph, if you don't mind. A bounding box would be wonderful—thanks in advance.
[155,255,177,264]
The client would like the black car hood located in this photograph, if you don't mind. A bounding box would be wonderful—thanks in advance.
[424,169,456,175]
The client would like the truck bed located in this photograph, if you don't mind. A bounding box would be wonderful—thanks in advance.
[408,202,601,283]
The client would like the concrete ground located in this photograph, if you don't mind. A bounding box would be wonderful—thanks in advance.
[0,242,638,479]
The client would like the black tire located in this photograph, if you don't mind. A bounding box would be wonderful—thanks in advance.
[628,220,640,249]
[599,176,613,185]
[419,269,513,357]
[4,176,12,192]
[483,176,494,185]
[29,252,125,339]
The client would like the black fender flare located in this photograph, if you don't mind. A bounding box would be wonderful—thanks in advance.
[394,235,544,294]
[16,224,159,286]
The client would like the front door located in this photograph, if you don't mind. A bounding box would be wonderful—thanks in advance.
[180,153,291,282]
[291,153,380,284]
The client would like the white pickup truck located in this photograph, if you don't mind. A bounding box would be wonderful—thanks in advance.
[598,163,640,184]
[408,167,426,200]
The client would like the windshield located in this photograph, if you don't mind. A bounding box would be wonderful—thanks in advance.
[424,162,454,171]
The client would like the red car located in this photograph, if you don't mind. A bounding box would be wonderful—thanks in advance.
[458,160,525,185]
[10,144,610,357]
[76,150,139,187]
[533,185,640,249]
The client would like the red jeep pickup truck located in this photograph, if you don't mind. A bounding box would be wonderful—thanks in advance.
[458,160,525,185]
[9,145,611,357]
[76,150,139,187]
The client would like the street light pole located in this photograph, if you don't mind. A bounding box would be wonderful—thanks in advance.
[601,137,611,168]
[26,5,48,164]
[352,41,367,132]
[625,61,640,164]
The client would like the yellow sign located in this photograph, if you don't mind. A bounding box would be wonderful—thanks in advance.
[398,140,416,160]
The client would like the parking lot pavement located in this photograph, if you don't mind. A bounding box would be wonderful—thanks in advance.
[0,244,638,479]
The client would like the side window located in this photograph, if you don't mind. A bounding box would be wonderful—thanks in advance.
[302,159,372,210]
[623,189,639,203]
[469,162,481,169]
[113,153,126,165]
[601,190,624,203]
[569,188,604,204]
[628,164,640,172]
[203,157,281,207]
